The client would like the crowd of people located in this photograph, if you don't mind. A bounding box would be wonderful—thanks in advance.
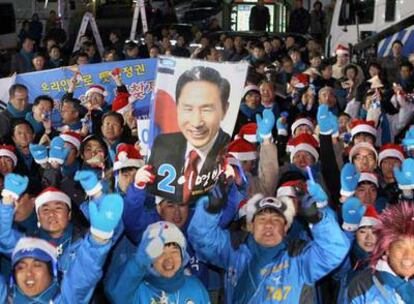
[1,0,414,302]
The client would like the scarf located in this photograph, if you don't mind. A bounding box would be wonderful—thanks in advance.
[16,148,33,170]
[19,49,33,72]
[7,103,30,119]
[38,224,73,256]
[376,259,414,303]
[145,268,186,294]
[25,112,44,135]
[350,241,370,272]
[239,103,263,120]
[12,280,60,304]
[66,121,83,131]
[234,235,287,302]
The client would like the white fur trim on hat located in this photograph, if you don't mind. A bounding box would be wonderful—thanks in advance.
[243,134,258,143]
[113,159,145,171]
[60,134,81,151]
[85,87,108,97]
[351,124,377,139]
[35,190,71,214]
[291,118,314,135]
[48,157,65,165]
[12,237,57,262]
[290,143,319,162]
[358,172,378,187]
[229,151,257,162]
[0,150,17,166]
[359,216,378,228]
[378,150,404,165]
[276,186,296,198]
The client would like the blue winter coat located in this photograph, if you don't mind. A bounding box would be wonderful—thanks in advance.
[106,251,210,304]
[5,235,111,303]
[346,267,414,304]
[0,203,90,274]
[121,183,239,289]
[188,201,350,303]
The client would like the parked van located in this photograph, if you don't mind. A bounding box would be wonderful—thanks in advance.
[328,0,414,56]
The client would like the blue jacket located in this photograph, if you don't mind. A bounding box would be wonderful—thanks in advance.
[122,183,239,289]
[188,201,350,303]
[6,235,111,304]
[0,201,108,278]
[346,264,414,304]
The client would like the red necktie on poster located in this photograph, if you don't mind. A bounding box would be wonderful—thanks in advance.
[183,150,200,203]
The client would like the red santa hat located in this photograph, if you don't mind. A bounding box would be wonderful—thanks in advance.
[289,133,319,162]
[336,44,349,56]
[60,131,81,151]
[359,205,379,228]
[291,116,315,135]
[35,187,71,214]
[85,85,108,98]
[245,194,296,228]
[228,138,257,162]
[111,92,131,114]
[113,144,145,171]
[276,180,302,197]
[350,119,377,140]
[0,145,17,167]
[349,142,378,163]
[242,85,260,98]
[237,123,258,143]
[358,172,379,187]
[378,144,405,165]
[293,73,309,89]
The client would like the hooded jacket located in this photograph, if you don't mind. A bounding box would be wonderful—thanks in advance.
[188,200,350,303]
[106,228,210,304]
[1,235,111,304]
[346,259,414,304]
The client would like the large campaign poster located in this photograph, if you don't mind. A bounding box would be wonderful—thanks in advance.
[147,56,248,203]
[14,58,157,118]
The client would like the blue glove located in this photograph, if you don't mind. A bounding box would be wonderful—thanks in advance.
[256,109,275,142]
[276,111,289,136]
[74,170,103,196]
[402,126,414,151]
[49,136,70,165]
[307,180,328,208]
[89,193,124,240]
[1,173,29,200]
[393,159,414,190]
[29,144,48,165]
[340,163,360,196]
[341,197,366,232]
[317,104,338,135]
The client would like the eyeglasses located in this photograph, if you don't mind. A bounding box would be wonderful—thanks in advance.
[354,154,376,162]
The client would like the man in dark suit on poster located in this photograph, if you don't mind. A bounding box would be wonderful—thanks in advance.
[148,66,231,203]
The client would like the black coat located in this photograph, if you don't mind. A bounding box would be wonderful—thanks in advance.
[147,129,230,202]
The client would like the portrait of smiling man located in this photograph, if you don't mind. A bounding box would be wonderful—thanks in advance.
[148,65,232,203]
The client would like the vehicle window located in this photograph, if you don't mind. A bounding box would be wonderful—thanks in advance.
[0,4,15,35]
[385,0,396,22]
[338,0,375,26]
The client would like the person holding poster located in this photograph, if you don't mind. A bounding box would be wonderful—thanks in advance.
[148,60,247,203]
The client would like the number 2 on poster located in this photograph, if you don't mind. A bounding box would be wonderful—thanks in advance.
[157,164,176,194]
